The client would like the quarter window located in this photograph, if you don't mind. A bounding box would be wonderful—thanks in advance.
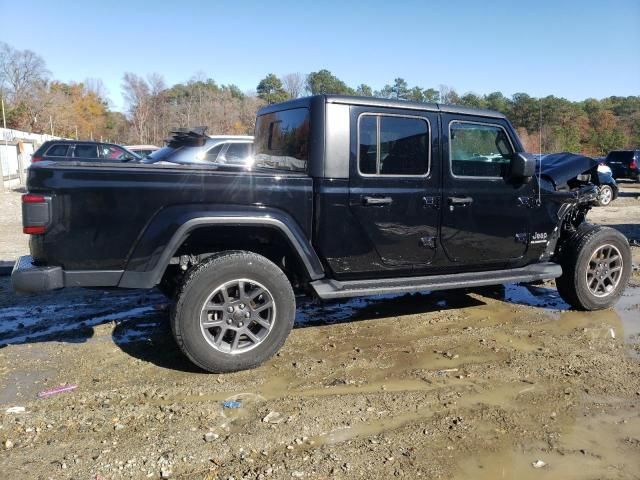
[449,122,514,178]
[358,115,429,176]
[254,108,309,172]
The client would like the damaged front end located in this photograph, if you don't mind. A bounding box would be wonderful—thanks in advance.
[534,153,601,260]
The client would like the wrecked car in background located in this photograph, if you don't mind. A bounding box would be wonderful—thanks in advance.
[12,95,632,373]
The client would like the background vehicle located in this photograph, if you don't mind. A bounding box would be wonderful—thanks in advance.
[604,150,640,181]
[126,144,159,157]
[31,140,141,163]
[13,95,631,373]
[595,165,618,206]
[143,131,253,166]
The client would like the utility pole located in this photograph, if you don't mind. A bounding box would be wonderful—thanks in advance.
[1,94,7,190]
[75,126,78,140]
[49,115,54,136]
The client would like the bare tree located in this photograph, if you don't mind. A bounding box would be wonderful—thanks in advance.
[83,78,109,101]
[0,42,50,103]
[281,72,304,99]
[122,72,151,143]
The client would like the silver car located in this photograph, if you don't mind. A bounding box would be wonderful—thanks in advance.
[145,134,253,166]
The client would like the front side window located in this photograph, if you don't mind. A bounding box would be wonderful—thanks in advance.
[73,144,98,159]
[99,145,128,160]
[254,108,309,172]
[358,114,429,176]
[449,122,513,178]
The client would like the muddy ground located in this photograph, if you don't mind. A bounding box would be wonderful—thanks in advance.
[0,183,639,480]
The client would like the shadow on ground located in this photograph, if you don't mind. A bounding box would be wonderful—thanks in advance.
[0,275,577,373]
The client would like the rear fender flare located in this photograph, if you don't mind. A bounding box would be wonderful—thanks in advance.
[118,206,324,288]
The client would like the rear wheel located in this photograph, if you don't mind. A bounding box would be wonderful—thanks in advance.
[556,225,631,310]
[171,251,295,372]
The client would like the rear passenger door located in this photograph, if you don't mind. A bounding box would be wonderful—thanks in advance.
[348,107,440,269]
[72,143,99,160]
[440,115,531,266]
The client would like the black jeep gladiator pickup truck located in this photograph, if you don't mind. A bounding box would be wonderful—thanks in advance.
[12,95,632,372]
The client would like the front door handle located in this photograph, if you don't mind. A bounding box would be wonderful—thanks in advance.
[448,196,473,206]
[363,196,393,206]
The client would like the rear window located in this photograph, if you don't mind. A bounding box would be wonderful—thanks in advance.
[254,108,310,172]
[45,144,70,157]
[606,151,633,163]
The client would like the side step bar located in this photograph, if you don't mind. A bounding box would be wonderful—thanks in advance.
[310,262,562,300]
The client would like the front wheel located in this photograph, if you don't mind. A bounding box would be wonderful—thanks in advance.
[171,251,295,372]
[556,225,631,310]
[595,185,614,206]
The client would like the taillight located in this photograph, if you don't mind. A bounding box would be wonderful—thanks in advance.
[22,194,50,235]
[23,226,46,234]
[22,194,46,204]
[631,159,638,169]
[31,155,43,163]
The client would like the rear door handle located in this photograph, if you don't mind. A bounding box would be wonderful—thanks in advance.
[363,196,393,206]
[448,196,473,206]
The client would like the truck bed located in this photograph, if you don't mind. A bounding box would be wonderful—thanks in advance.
[26,161,314,272]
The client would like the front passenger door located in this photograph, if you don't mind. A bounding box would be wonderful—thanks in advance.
[440,116,532,266]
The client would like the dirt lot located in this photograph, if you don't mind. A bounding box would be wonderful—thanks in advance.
[0,183,639,480]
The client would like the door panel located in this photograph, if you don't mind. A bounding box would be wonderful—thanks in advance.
[440,115,532,265]
[348,107,440,270]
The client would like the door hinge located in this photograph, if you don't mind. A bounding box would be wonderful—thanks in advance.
[419,236,436,249]
[517,196,540,208]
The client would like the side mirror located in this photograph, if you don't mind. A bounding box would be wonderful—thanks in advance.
[510,152,536,179]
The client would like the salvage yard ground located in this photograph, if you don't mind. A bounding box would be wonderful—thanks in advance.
[0,183,639,479]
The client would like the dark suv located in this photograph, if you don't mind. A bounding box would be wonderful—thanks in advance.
[31,140,141,163]
[604,150,640,181]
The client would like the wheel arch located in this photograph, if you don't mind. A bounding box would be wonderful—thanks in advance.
[118,205,325,289]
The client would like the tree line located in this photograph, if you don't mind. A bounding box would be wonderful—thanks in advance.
[1,42,638,155]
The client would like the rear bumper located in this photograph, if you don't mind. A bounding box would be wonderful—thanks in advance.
[11,256,123,293]
[11,255,64,292]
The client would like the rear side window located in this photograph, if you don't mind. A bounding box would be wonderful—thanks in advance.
[205,144,224,162]
[224,143,251,165]
[73,144,98,158]
[45,144,69,157]
[254,108,309,172]
[358,114,429,176]
[449,122,513,178]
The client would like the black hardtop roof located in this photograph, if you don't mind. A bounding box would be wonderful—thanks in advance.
[257,94,506,119]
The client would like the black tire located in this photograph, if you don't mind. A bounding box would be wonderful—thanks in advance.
[595,184,614,207]
[556,224,631,310]
[171,251,295,373]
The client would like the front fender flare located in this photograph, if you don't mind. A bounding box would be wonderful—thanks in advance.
[118,205,324,288]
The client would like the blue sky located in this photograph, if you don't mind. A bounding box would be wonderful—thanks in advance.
[2,0,639,112]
